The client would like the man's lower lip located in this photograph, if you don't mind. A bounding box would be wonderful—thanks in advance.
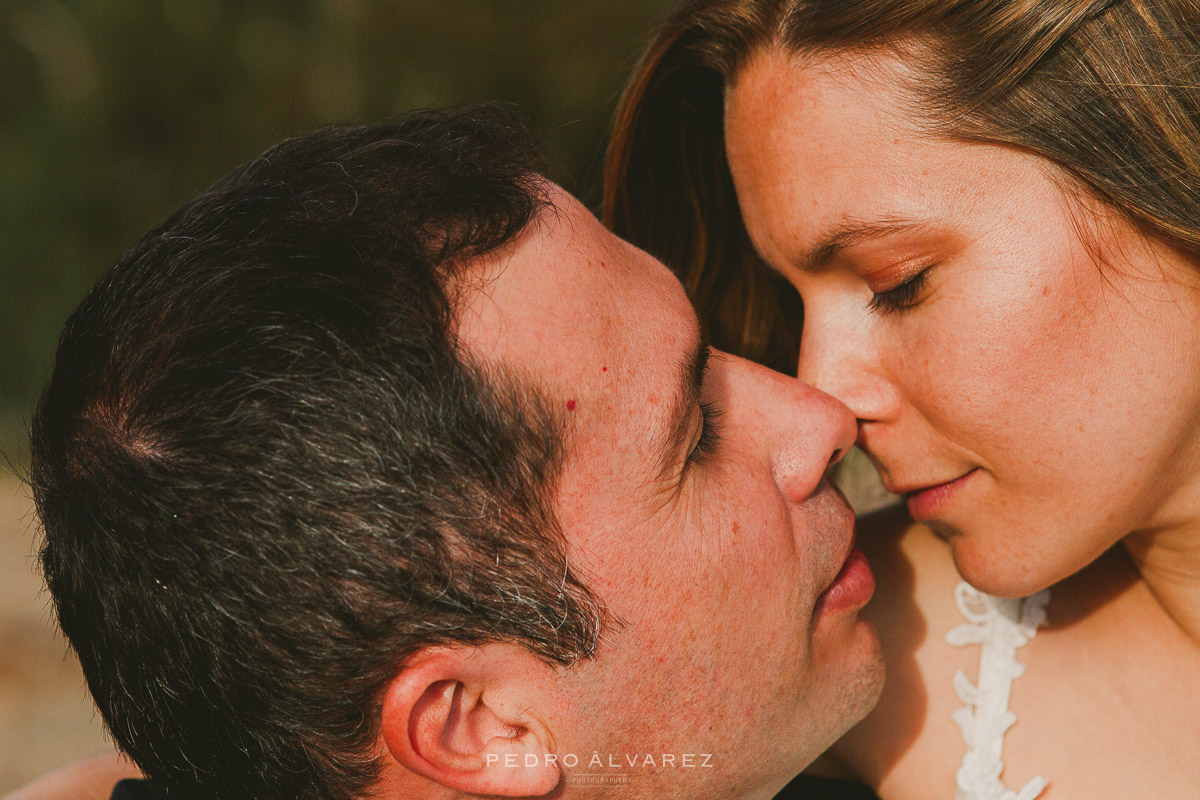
[905,469,978,520]
[814,547,874,616]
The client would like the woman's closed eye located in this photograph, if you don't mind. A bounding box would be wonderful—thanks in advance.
[867,266,932,314]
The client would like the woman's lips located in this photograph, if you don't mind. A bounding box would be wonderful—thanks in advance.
[904,468,979,521]
[814,546,875,616]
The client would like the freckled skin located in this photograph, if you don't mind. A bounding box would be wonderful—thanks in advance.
[454,187,882,797]
[725,49,1200,598]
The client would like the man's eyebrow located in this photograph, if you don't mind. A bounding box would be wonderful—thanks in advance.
[799,216,928,271]
[655,326,712,479]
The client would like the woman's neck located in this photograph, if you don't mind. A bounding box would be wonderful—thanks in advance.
[1123,521,1200,646]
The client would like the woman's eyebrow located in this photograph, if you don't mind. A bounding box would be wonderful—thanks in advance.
[801,216,928,271]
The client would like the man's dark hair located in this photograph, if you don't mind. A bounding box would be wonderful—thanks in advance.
[30,107,605,800]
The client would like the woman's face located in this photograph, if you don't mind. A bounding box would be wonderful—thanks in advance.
[724,48,1200,596]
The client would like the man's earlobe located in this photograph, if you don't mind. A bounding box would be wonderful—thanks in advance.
[380,648,560,797]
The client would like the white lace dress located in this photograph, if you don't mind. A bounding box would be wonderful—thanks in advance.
[946,582,1051,800]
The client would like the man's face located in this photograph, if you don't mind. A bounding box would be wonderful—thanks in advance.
[456,188,882,797]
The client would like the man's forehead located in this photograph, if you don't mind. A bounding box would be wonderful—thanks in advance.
[456,197,616,363]
[456,192,681,369]
[453,190,698,459]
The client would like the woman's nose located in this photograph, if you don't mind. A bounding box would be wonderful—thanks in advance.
[797,318,898,425]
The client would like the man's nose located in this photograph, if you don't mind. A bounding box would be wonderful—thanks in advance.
[726,353,857,504]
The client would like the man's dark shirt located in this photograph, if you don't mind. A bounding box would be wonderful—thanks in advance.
[111,780,163,800]
[112,775,882,798]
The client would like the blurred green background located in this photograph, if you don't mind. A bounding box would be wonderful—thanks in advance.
[0,0,677,460]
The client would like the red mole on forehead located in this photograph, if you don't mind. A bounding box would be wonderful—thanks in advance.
[602,366,608,372]
[566,400,577,411]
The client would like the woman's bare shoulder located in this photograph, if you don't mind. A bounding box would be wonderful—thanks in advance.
[856,503,965,623]
[831,504,978,796]
[853,503,971,673]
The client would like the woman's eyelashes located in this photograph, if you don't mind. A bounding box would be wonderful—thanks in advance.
[867,266,932,314]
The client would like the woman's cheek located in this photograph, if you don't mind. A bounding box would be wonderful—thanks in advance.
[897,266,1090,453]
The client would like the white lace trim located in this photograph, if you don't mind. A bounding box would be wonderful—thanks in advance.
[945,581,1051,800]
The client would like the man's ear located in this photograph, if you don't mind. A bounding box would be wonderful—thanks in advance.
[380,645,561,797]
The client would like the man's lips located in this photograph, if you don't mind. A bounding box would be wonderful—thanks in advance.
[806,477,874,616]
[821,478,857,573]
[812,493,874,618]
[813,545,874,617]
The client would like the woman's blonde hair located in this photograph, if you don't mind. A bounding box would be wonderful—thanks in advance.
[603,0,1200,371]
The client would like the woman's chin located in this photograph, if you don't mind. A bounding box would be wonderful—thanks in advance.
[947,536,1060,599]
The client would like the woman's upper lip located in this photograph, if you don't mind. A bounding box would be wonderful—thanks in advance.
[883,470,974,496]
